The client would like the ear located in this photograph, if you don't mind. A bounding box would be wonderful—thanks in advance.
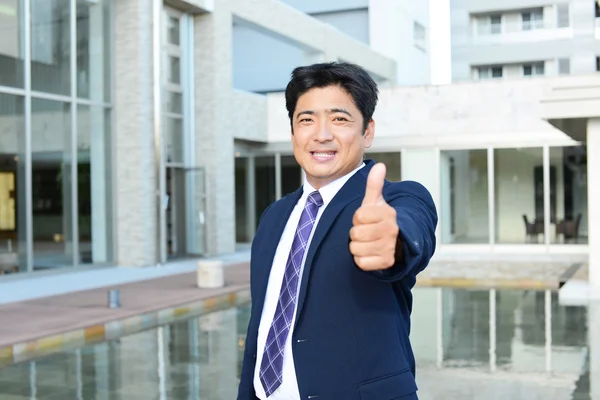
[363,119,375,148]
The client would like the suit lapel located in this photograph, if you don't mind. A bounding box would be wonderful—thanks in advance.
[294,161,374,325]
[255,187,303,314]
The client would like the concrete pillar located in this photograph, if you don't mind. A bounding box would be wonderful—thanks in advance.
[113,0,157,266]
[246,156,256,240]
[61,155,73,263]
[194,8,236,256]
[439,152,451,243]
[588,118,600,291]
[89,2,109,264]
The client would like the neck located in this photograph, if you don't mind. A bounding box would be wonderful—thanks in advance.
[304,159,364,190]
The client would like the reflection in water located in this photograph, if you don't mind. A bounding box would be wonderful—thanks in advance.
[0,288,593,399]
[412,288,590,400]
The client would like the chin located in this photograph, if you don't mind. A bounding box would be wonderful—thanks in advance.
[305,167,336,182]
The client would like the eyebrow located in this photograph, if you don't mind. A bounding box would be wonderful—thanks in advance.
[295,108,353,119]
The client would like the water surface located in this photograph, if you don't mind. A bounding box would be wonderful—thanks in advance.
[0,288,591,399]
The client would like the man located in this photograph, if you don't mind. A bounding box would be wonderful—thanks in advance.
[238,62,437,400]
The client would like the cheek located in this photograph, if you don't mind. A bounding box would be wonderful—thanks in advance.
[291,134,304,151]
[338,136,362,153]
[293,129,314,148]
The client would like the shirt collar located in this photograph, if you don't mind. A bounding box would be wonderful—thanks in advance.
[301,161,366,208]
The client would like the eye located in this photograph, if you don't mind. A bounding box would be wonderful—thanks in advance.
[333,117,348,122]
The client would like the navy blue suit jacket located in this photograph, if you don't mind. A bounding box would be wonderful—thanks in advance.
[238,159,438,400]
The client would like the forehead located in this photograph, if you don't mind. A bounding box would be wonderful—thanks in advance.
[295,86,357,113]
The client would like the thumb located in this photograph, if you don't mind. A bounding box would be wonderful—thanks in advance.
[362,162,386,205]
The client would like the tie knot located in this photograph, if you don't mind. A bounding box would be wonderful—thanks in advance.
[307,191,323,207]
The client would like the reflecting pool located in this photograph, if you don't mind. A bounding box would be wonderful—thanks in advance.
[0,288,594,399]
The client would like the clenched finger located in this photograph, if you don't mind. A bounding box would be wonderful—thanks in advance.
[349,238,395,257]
[353,255,396,271]
[353,204,394,225]
[349,224,382,242]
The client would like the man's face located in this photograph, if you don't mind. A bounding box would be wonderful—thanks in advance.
[291,85,374,189]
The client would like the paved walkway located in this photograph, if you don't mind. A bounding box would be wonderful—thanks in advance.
[0,250,251,304]
[0,262,251,367]
[417,259,583,289]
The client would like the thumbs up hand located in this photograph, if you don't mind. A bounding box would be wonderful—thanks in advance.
[350,163,401,271]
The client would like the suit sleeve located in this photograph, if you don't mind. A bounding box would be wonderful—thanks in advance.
[371,180,438,282]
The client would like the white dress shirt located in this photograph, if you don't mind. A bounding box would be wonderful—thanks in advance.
[253,162,365,400]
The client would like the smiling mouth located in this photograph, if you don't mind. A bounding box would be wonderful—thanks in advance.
[310,151,336,162]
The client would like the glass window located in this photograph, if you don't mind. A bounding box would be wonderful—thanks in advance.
[522,9,543,30]
[556,3,570,28]
[0,0,24,88]
[31,98,73,269]
[77,105,112,264]
[166,91,182,114]
[367,152,401,182]
[440,150,489,244]
[31,0,70,95]
[478,67,490,80]
[76,0,111,101]
[522,12,531,30]
[494,148,544,244]
[255,156,276,229]
[235,157,251,243]
[281,155,301,197]
[165,117,184,164]
[476,17,487,35]
[478,66,503,80]
[413,21,426,49]
[168,56,181,85]
[550,146,587,244]
[476,14,502,35]
[523,62,544,76]
[490,15,502,34]
[167,15,180,45]
[0,93,26,273]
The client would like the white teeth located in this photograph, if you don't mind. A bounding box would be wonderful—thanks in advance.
[313,152,334,157]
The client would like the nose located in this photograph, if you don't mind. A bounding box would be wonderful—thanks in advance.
[314,121,333,142]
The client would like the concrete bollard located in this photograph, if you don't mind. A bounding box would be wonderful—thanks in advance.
[197,260,224,289]
[108,289,121,308]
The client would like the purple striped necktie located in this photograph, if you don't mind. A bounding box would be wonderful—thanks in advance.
[259,190,324,396]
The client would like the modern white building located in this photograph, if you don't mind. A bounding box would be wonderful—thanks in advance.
[233,0,431,92]
[0,0,405,275]
[1,0,598,297]
[450,0,600,81]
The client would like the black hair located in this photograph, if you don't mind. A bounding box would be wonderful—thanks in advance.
[284,61,379,133]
